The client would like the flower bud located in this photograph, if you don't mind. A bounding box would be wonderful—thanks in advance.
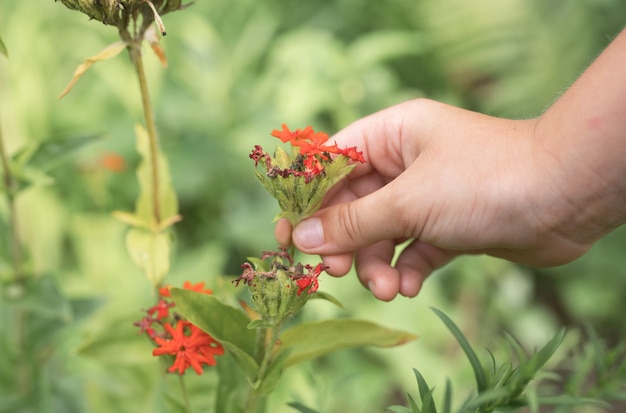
[233,249,324,328]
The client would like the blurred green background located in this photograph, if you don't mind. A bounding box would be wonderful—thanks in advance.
[1,1,625,412]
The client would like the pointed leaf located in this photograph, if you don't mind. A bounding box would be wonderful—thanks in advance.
[134,124,179,227]
[309,291,344,308]
[442,379,452,413]
[247,319,273,330]
[0,35,7,57]
[58,41,127,99]
[384,407,414,413]
[170,288,259,377]
[277,319,417,367]
[125,228,171,287]
[413,369,437,413]
[11,134,102,175]
[431,307,487,393]
[111,211,151,230]
[287,402,321,413]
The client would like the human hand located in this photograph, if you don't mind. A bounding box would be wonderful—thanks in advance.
[275,98,600,301]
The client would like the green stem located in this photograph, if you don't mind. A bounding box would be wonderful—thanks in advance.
[0,98,23,284]
[178,374,193,413]
[243,326,282,413]
[127,36,161,227]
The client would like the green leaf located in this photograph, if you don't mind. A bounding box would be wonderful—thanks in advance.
[277,319,417,367]
[441,379,452,413]
[134,124,179,226]
[170,289,259,377]
[413,369,437,413]
[125,228,172,287]
[518,329,565,380]
[13,134,102,172]
[247,319,273,329]
[287,401,321,413]
[431,307,487,393]
[255,347,292,396]
[0,35,7,57]
[385,406,415,413]
[309,290,343,308]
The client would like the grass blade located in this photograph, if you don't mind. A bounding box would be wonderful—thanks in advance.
[431,308,488,393]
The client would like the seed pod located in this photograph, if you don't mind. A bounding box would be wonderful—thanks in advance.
[56,0,122,25]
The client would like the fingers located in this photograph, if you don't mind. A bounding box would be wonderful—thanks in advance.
[292,176,418,254]
[394,240,456,297]
[353,239,456,301]
[275,218,292,247]
[354,240,400,301]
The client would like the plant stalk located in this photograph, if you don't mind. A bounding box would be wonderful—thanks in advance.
[178,374,193,413]
[0,107,24,284]
[243,325,282,413]
[127,36,161,226]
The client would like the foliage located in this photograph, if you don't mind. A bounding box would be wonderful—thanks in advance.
[1,1,626,412]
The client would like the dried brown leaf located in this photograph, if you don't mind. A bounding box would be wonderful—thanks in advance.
[58,41,127,99]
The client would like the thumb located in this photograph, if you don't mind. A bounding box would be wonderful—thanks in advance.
[292,181,415,254]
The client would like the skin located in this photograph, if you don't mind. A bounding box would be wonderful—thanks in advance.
[275,29,626,301]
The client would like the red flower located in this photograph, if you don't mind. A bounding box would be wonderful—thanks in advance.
[339,146,366,163]
[159,281,213,298]
[271,124,315,143]
[134,315,158,339]
[147,299,175,320]
[270,124,365,165]
[152,321,224,375]
[292,263,328,296]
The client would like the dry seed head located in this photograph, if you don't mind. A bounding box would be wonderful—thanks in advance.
[56,0,188,30]
[56,0,123,25]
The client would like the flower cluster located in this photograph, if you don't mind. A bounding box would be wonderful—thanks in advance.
[134,281,224,375]
[233,248,328,327]
[251,124,365,225]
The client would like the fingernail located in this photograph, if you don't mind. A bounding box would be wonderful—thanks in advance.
[293,218,324,249]
[368,281,376,295]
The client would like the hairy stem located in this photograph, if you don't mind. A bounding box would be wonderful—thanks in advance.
[243,326,282,413]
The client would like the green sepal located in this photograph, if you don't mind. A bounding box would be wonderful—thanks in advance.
[247,319,273,330]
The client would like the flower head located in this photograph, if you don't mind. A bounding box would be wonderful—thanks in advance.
[152,321,224,375]
[135,280,224,373]
[252,124,366,226]
[232,248,328,326]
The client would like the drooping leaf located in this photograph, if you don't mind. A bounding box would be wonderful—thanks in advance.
[125,228,172,287]
[58,41,127,99]
[170,288,259,377]
[277,319,417,367]
[134,124,179,228]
